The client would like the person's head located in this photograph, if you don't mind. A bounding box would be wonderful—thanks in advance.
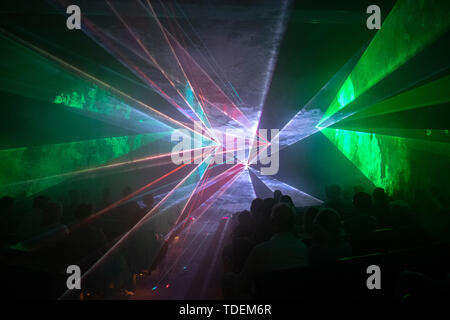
[273,190,282,203]
[143,194,154,208]
[353,191,372,213]
[303,206,319,234]
[75,203,93,221]
[238,210,252,226]
[280,195,294,208]
[313,208,342,240]
[373,187,388,206]
[122,186,132,197]
[263,198,276,219]
[250,198,264,215]
[325,184,341,200]
[271,203,295,233]
[42,202,62,226]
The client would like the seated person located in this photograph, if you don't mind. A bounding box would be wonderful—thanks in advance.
[345,192,377,236]
[273,190,282,203]
[309,208,352,265]
[372,187,391,228]
[37,202,70,245]
[300,206,319,246]
[323,184,349,216]
[227,203,309,297]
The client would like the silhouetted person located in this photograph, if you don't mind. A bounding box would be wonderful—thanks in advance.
[279,194,302,234]
[69,203,107,261]
[250,198,264,221]
[232,203,309,296]
[252,198,275,244]
[17,196,49,239]
[230,210,255,272]
[232,210,253,238]
[310,208,351,265]
[128,200,162,275]
[345,192,377,236]
[280,195,294,207]
[120,186,141,231]
[38,202,69,245]
[323,184,349,218]
[373,187,390,227]
[273,190,282,203]
[301,206,319,246]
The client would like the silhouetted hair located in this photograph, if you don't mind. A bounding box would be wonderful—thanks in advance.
[273,190,282,202]
[373,187,388,206]
[238,210,252,226]
[250,198,264,214]
[271,203,294,232]
[303,206,319,234]
[314,208,342,238]
[280,195,294,207]
[263,198,276,218]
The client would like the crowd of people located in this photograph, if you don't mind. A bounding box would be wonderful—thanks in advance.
[222,185,450,299]
[0,187,165,299]
[1,182,450,299]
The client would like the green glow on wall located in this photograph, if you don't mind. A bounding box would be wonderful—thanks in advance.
[322,128,411,195]
[53,84,133,120]
[0,34,145,123]
[320,0,450,125]
[0,132,170,197]
[328,127,450,145]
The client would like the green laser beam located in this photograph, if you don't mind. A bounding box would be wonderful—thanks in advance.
[0,132,170,197]
[344,74,450,121]
[319,0,450,125]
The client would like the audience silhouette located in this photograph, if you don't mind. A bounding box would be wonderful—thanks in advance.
[1,181,449,300]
